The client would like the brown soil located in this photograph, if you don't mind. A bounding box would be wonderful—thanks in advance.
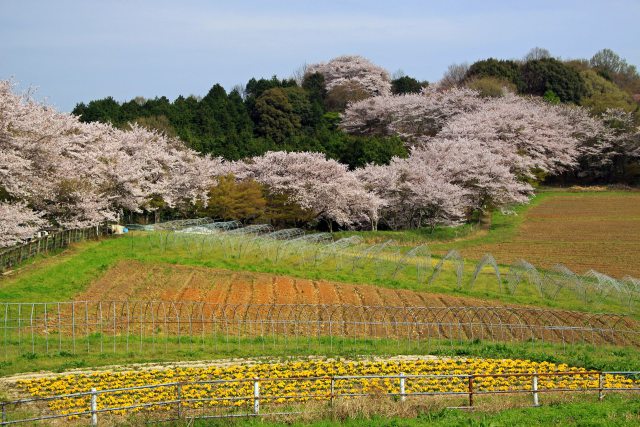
[457,194,640,278]
[70,261,639,347]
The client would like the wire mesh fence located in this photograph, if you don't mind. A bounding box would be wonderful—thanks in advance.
[2,301,638,359]
[0,226,104,273]
[2,370,639,425]
[126,221,640,314]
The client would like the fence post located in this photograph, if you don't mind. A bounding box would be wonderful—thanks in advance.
[468,375,474,408]
[2,402,6,424]
[330,377,335,408]
[177,382,182,419]
[90,387,97,426]
[253,378,260,415]
[399,372,406,402]
[532,372,539,407]
[598,372,604,401]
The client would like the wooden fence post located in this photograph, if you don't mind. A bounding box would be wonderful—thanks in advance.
[598,372,604,401]
[176,382,182,419]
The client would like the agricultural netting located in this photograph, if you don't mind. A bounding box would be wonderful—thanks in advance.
[1,300,638,359]
[125,220,640,315]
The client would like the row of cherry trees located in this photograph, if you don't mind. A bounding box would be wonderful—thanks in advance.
[1,54,638,245]
[0,79,382,246]
[0,81,226,246]
[333,56,637,230]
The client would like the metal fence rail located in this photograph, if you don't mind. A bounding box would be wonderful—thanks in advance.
[2,371,639,425]
[1,301,638,358]
[0,227,104,273]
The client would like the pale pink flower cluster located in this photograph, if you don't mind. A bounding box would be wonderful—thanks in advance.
[306,55,392,97]
[0,80,222,243]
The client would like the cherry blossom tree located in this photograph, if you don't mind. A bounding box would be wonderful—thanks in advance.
[0,202,47,247]
[0,80,224,239]
[357,159,469,230]
[306,55,392,97]
[433,93,597,177]
[574,108,639,181]
[233,151,383,230]
[408,139,532,212]
[357,138,532,230]
[340,87,483,142]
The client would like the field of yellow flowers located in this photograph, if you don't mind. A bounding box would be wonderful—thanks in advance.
[16,358,640,417]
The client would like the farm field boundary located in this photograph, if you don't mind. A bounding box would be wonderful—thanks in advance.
[2,300,638,361]
[0,227,105,274]
[3,370,639,425]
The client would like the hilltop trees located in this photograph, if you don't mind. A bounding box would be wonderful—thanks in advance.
[579,70,637,114]
[589,49,640,97]
[520,58,587,103]
[305,55,392,99]
[465,58,523,88]
[451,48,640,112]
[391,75,427,95]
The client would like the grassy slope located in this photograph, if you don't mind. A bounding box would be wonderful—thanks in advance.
[2,337,640,378]
[0,190,637,317]
[201,395,640,427]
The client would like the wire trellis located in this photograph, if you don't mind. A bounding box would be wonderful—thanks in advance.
[1,301,638,359]
[134,222,640,313]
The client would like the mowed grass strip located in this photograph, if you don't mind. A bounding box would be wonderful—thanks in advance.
[200,394,640,427]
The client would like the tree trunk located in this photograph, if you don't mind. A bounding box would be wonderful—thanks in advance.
[479,210,492,230]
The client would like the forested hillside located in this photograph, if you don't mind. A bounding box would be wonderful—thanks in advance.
[73,48,639,178]
[2,49,639,245]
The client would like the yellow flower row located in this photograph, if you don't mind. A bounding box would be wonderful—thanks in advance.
[17,358,639,416]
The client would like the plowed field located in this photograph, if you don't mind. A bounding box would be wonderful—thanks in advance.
[77,260,492,307]
[458,194,640,278]
[69,261,639,347]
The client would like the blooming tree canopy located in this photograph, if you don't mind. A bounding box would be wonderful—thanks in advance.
[340,87,483,141]
[0,202,47,247]
[0,80,222,243]
[306,55,392,97]
[233,151,383,229]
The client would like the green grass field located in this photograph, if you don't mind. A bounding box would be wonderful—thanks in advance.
[1,189,639,424]
[0,196,637,317]
[195,395,640,427]
[2,335,640,377]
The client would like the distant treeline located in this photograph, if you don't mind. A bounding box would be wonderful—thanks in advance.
[72,74,421,168]
[73,48,639,175]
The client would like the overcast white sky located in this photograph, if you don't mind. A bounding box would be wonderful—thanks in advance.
[2,0,639,111]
